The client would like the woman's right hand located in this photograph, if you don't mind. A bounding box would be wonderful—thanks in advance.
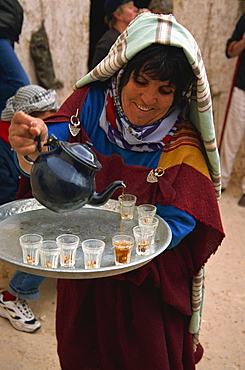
[9,111,49,173]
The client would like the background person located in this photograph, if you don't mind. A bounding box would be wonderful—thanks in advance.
[0,84,59,333]
[219,13,245,207]
[9,13,224,369]
[90,0,148,69]
[148,0,173,14]
[0,0,30,115]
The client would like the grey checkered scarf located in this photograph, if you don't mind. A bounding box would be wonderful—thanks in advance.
[1,85,59,121]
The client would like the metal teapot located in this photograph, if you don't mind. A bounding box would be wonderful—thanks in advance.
[30,135,125,213]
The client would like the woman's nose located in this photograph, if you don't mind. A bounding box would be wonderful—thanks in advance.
[140,90,157,105]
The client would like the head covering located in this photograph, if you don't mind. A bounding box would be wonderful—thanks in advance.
[148,0,173,14]
[75,13,221,199]
[104,0,132,17]
[1,84,59,121]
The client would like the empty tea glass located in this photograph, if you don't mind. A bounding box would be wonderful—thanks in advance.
[19,234,43,265]
[112,234,134,265]
[137,204,156,219]
[133,225,154,256]
[39,240,60,268]
[56,234,80,268]
[138,216,159,245]
[82,239,105,269]
[118,194,137,220]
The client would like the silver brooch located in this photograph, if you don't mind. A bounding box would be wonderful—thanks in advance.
[147,166,170,183]
[69,109,81,137]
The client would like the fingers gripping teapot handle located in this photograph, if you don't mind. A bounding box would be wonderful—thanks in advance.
[44,134,60,148]
[23,134,60,164]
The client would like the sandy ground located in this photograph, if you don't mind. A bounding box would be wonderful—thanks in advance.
[0,184,244,370]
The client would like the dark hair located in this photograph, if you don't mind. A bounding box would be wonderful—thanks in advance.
[119,44,196,106]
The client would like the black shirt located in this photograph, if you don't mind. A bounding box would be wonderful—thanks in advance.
[90,28,120,69]
[0,0,23,43]
[226,13,245,91]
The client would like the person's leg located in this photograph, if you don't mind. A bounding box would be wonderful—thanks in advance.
[7,270,45,300]
[220,87,245,189]
[0,38,30,113]
[242,176,245,194]
[0,271,45,332]
[238,176,245,206]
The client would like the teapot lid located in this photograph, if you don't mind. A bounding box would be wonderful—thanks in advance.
[60,141,102,170]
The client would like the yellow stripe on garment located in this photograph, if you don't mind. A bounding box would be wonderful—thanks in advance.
[158,145,211,180]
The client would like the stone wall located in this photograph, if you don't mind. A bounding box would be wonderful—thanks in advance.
[16,0,90,105]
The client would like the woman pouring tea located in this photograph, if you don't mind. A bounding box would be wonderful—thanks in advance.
[9,13,225,370]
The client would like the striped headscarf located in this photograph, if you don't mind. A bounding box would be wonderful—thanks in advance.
[75,13,221,198]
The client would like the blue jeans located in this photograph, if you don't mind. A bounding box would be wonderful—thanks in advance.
[7,271,46,300]
[0,38,30,114]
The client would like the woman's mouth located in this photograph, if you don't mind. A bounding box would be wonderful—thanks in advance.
[135,103,152,112]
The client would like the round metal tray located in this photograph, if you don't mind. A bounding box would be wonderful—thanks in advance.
[0,198,172,279]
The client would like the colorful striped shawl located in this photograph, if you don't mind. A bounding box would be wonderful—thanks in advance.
[159,119,211,181]
[75,13,221,199]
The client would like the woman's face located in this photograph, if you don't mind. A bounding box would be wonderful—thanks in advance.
[121,70,176,126]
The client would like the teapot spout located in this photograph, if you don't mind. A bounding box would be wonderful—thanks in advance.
[88,181,125,206]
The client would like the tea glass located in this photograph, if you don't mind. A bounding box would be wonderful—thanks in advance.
[82,239,105,269]
[137,204,157,219]
[138,216,159,245]
[19,234,43,265]
[118,194,137,220]
[56,234,80,268]
[39,240,60,268]
[112,234,134,265]
[133,225,154,256]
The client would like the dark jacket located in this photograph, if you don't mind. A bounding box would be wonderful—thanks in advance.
[90,28,120,69]
[0,0,23,43]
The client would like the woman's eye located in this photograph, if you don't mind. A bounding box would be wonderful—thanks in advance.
[159,89,172,95]
[134,78,147,86]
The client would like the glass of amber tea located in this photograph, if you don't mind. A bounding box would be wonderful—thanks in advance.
[112,234,134,265]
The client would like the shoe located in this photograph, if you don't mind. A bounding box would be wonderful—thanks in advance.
[0,292,41,333]
[238,194,245,207]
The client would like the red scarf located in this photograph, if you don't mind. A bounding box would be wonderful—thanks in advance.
[0,120,10,144]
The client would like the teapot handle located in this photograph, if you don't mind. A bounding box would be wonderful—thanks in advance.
[23,134,60,164]
[44,134,60,148]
